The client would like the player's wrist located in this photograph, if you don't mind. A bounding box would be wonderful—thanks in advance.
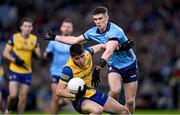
[97,58,107,69]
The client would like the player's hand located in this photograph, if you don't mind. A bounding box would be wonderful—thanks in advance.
[75,84,87,100]
[92,66,101,87]
[39,27,56,40]
[119,40,134,51]
[15,57,24,66]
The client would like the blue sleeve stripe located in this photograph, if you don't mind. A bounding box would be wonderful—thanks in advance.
[85,48,94,55]
[60,66,73,82]
[108,37,119,41]
[7,36,14,45]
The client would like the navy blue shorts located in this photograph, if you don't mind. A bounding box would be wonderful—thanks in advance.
[109,61,138,83]
[9,71,32,85]
[51,75,60,83]
[72,90,108,113]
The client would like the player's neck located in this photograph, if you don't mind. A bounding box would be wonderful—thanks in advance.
[21,32,29,39]
[99,24,108,33]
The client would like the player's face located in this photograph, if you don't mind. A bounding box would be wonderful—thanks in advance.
[72,52,86,67]
[93,13,109,32]
[20,21,33,36]
[60,22,73,36]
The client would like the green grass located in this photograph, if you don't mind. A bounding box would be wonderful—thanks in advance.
[135,109,180,114]
[6,109,180,114]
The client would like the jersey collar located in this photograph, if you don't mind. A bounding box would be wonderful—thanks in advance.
[96,22,111,34]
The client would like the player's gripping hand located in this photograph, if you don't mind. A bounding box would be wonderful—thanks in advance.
[15,57,24,66]
[39,27,56,40]
[119,40,134,51]
[75,84,87,100]
[92,66,101,87]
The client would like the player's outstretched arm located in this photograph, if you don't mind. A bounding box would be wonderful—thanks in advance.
[90,44,106,54]
[55,35,86,45]
[92,41,118,87]
[39,27,86,45]
[101,40,118,61]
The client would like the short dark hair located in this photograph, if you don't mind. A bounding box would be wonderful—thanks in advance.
[92,6,108,15]
[19,17,33,26]
[62,18,73,23]
[70,43,84,57]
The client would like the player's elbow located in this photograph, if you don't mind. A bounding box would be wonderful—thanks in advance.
[2,50,8,59]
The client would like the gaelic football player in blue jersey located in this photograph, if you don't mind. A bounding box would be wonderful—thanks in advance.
[40,6,137,114]
[43,19,73,114]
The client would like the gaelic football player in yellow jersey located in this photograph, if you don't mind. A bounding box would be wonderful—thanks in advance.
[3,17,41,114]
[56,43,130,114]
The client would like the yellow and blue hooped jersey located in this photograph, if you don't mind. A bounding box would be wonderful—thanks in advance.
[60,48,96,98]
[7,32,39,74]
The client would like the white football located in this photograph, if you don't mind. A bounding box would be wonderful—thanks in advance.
[67,77,85,94]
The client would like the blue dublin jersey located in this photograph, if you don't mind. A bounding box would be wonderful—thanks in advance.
[46,41,70,76]
[83,22,136,69]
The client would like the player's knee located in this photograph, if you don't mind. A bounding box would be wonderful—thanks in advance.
[19,95,27,102]
[126,99,135,105]
[126,99,135,107]
[9,93,18,99]
[58,98,69,106]
[52,94,59,102]
[109,90,120,97]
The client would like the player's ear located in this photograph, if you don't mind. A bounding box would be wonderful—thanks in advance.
[31,26,34,31]
[105,14,109,21]
[20,25,23,31]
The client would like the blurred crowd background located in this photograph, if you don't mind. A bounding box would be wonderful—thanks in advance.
[0,0,180,112]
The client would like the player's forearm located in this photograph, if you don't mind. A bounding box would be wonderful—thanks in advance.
[101,41,118,61]
[101,48,114,61]
[92,44,106,54]
[56,88,75,99]
[3,51,15,62]
[55,35,79,45]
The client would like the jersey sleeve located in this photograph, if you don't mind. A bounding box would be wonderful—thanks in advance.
[108,28,129,44]
[85,47,94,56]
[60,66,73,84]
[46,41,54,53]
[7,35,14,46]
[83,28,94,40]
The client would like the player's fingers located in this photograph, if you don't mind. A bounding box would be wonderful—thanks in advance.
[78,86,81,93]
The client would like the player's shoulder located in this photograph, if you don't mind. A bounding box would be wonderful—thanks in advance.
[109,22,124,34]
[85,48,94,56]
[29,34,38,39]
[63,66,72,72]
[13,32,21,37]
[110,22,123,30]
[85,26,97,33]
